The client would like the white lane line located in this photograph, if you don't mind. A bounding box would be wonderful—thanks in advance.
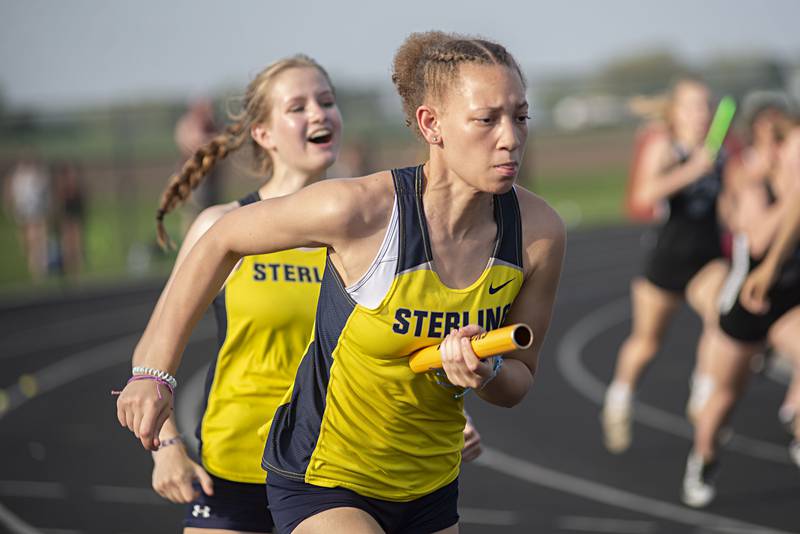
[1,333,146,417]
[0,482,65,500]
[1,321,215,417]
[709,527,788,534]
[556,516,656,533]
[457,507,517,526]
[91,485,168,506]
[556,297,792,464]
[476,446,793,534]
[1,301,155,360]
[0,321,214,533]
[2,333,142,414]
[0,503,40,534]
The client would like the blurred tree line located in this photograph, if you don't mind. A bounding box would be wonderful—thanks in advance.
[534,49,797,130]
[1,49,797,166]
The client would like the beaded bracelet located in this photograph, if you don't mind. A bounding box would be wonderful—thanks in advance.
[455,355,504,398]
[479,356,505,390]
[132,366,178,390]
[112,375,174,400]
[158,435,183,449]
[436,355,505,399]
[150,435,183,458]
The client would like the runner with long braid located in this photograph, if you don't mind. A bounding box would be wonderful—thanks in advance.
[133,55,340,533]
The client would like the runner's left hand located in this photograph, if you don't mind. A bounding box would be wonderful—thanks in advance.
[462,415,483,462]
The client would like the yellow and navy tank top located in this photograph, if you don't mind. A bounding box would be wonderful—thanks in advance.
[198,191,326,484]
[262,165,524,500]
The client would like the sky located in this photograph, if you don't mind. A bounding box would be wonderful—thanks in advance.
[1,0,799,111]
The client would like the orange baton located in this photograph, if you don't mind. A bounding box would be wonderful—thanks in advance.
[408,323,533,373]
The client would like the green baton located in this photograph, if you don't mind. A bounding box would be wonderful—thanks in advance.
[705,96,737,158]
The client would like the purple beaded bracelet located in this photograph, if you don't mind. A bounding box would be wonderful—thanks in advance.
[111,374,174,399]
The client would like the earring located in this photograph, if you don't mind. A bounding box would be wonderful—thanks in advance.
[432,136,439,142]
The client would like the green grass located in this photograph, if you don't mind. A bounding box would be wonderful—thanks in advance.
[533,167,627,228]
[0,196,181,294]
[0,167,629,295]
[0,212,28,283]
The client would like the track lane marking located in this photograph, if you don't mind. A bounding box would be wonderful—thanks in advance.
[476,446,793,534]
[556,297,793,464]
[0,323,214,533]
[555,516,656,533]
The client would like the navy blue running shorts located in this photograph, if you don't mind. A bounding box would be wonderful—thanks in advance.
[266,472,459,534]
[183,472,274,532]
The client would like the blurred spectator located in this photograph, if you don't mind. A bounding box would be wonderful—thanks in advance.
[3,154,51,281]
[174,97,221,211]
[328,139,373,178]
[52,161,87,278]
[729,91,792,190]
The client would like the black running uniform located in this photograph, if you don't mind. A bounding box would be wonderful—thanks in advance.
[643,144,725,293]
[720,181,800,343]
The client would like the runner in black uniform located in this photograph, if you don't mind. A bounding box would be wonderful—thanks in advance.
[642,142,724,290]
[602,78,729,453]
[684,98,788,422]
[683,118,800,508]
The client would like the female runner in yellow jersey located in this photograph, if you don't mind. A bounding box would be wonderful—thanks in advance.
[118,31,564,534]
[132,55,340,533]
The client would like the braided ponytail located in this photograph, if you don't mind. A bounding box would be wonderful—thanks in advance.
[155,54,333,250]
[156,122,246,249]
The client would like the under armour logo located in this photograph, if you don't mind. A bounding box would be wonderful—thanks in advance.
[192,505,211,518]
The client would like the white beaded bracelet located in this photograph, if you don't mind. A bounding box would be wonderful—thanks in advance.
[132,366,178,390]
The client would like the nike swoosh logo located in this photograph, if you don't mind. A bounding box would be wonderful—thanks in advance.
[488,279,514,295]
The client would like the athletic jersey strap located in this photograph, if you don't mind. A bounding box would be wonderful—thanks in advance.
[393,165,431,273]
[238,191,262,206]
[492,187,524,269]
[345,197,399,309]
